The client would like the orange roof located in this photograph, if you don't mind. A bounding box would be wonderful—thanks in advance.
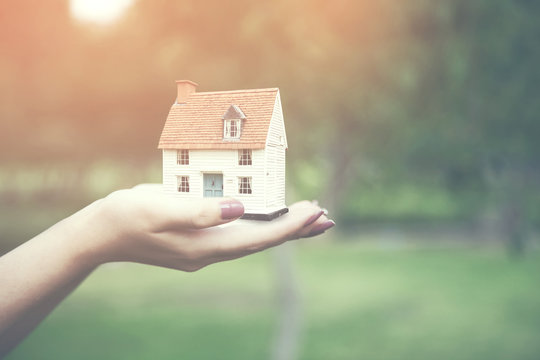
[158,88,279,150]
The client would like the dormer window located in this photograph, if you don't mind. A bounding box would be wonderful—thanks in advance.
[224,119,240,139]
[222,104,246,140]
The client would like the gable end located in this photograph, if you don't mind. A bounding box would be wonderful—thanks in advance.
[222,104,246,120]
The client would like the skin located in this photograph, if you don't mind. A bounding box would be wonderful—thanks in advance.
[0,185,334,356]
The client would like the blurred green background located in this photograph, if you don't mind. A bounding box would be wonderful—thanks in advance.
[1,0,540,359]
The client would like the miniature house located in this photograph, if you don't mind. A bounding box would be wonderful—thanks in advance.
[158,80,288,220]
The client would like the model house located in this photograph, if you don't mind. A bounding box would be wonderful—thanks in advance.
[158,80,288,220]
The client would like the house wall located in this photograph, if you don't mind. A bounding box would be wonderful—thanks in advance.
[264,91,287,208]
[266,91,288,148]
[162,149,266,211]
[265,145,286,208]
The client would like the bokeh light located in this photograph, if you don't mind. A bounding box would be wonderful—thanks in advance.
[70,0,134,24]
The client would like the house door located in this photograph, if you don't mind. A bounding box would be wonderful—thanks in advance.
[203,174,223,197]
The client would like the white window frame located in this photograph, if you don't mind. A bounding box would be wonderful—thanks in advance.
[177,149,189,165]
[238,177,252,194]
[224,119,241,139]
[238,149,252,166]
[177,176,190,192]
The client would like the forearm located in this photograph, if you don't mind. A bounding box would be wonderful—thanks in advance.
[0,201,103,356]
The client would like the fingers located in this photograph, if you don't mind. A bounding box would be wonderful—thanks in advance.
[137,198,335,271]
[201,201,331,259]
[301,219,336,238]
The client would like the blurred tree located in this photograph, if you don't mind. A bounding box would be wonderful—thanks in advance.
[1,0,539,246]
[403,0,540,253]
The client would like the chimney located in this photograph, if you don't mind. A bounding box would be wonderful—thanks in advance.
[175,80,198,104]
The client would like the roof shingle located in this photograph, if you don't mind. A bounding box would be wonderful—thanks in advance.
[158,87,278,150]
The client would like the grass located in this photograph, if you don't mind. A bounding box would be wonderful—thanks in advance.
[6,240,540,360]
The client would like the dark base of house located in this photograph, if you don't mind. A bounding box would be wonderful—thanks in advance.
[241,207,289,221]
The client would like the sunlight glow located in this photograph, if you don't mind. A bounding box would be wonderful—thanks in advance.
[70,0,134,24]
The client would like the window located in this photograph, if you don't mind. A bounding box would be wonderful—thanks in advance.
[238,149,252,165]
[177,176,190,192]
[222,105,245,139]
[230,120,238,137]
[177,150,189,165]
[238,177,252,194]
[224,119,241,139]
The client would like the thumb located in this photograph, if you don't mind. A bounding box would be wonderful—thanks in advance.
[125,187,245,230]
[164,197,245,229]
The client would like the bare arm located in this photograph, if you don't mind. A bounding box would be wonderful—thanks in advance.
[0,186,333,356]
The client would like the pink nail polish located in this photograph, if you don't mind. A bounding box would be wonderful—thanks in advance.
[304,210,324,227]
[220,200,244,219]
[308,220,335,237]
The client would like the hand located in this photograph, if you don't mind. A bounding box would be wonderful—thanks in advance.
[0,184,334,355]
[78,184,335,272]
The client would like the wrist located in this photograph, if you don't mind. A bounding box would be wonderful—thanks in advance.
[56,198,115,270]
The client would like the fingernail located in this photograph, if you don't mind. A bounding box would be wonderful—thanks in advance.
[220,200,245,219]
[308,220,335,237]
[304,210,324,227]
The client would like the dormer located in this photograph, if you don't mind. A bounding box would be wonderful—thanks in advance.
[222,104,246,140]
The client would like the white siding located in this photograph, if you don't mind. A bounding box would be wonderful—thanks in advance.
[264,144,286,208]
[162,149,266,211]
[266,91,288,148]
[263,90,287,208]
